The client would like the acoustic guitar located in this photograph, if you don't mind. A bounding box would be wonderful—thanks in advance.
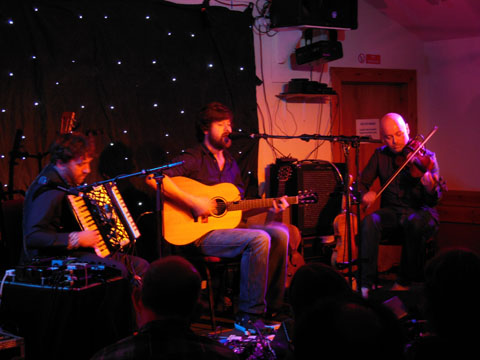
[272,161,306,288]
[162,176,317,246]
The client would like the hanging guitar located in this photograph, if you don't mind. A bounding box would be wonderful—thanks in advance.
[271,160,306,288]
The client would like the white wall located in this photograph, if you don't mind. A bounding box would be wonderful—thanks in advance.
[169,0,479,192]
[254,0,427,192]
[423,36,480,191]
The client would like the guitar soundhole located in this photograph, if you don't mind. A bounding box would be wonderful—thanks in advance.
[212,198,227,217]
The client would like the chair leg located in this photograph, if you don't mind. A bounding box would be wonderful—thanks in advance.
[204,265,216,330]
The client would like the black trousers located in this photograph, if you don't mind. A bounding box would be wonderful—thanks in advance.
[359,207,438,288]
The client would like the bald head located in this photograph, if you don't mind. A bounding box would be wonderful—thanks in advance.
[380,113,410,153]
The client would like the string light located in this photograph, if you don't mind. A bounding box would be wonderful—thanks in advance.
[0,4,256,190]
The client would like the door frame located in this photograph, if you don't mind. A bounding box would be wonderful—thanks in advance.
[329,67,418,163]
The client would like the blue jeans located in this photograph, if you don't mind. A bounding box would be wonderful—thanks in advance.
[198,222,289,315]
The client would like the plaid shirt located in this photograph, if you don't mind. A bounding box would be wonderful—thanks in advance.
[90,319,239,360]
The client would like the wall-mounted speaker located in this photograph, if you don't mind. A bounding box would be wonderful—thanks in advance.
[269,0,358,30]
[269,160,345,237]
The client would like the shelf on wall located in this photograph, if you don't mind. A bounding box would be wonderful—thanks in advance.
[276,93,337,104]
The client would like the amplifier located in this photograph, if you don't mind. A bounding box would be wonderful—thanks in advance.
[269,160,344,236]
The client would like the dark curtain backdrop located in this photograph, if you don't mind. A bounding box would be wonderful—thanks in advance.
[0,0,260,201]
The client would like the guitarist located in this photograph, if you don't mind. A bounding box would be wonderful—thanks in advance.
[357,113,444,298]
[146,102,290,334]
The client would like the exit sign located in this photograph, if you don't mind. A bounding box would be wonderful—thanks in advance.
[366,54,381,64]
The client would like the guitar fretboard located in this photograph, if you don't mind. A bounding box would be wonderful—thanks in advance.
[227,196,298,211]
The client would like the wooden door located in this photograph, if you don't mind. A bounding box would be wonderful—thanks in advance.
[330,67,417,216]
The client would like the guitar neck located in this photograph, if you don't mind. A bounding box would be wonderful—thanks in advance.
[227,196,298,211]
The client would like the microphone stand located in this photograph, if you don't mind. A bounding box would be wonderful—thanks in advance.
[73,161,184,259]
[250,132,381,291]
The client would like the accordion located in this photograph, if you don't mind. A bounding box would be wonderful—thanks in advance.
[67,182,140,258]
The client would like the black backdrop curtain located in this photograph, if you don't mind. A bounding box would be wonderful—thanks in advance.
[0,0,260,201]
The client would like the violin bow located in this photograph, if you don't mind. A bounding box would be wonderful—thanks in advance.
[374,126,438,201]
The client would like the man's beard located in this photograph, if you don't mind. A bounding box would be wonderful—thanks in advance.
[209,133,231,150]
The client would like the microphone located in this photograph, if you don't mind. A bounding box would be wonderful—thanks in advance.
[228,132,257,140]
[37,176,82,196]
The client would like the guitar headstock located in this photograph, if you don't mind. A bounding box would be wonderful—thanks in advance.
[297,190,318,204]
[60,112,78,134]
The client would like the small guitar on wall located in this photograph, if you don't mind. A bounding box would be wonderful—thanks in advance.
[163,176,318,246]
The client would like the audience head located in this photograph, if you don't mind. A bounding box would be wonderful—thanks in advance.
[423,248,480,340]
[135,256,201,324]
[294,294,406,360]
[288,262,353,319]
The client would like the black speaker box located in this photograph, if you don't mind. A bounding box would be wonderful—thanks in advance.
[295,40,343,64]
[269,0,358,30]
[269,160,344,237]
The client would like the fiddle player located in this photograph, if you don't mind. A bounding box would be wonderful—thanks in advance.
[357,113,444,297]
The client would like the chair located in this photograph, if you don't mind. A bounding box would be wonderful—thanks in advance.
[376,230,436,286]
[173,246,240,331]
[200,256,239,330]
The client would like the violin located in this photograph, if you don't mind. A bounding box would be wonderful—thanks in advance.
[395,137,435,178]
[331,176,358,274]
[374,126,441,202]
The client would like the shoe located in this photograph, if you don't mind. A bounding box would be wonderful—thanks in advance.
[361,286,370,299]
[390,282,410,291]
[234,312,265,334]
[265,304,292,322]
